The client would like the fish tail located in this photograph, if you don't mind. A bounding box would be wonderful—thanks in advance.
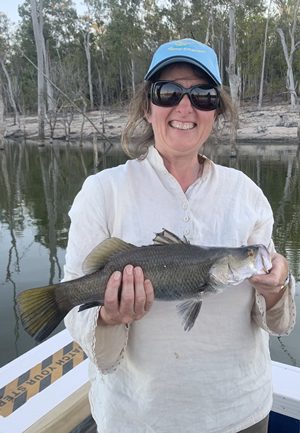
[17,285,65,342]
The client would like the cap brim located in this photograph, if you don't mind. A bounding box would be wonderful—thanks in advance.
[144,56,221,86]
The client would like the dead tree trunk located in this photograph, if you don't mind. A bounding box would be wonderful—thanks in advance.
[131,55,135,96]
[276,0,300,108]
[84,31,94,110]
[31,0,46,139]
[42,39,54,112]
[119,59,124,96]
[258,0,272,108]
[0,75,5,147]
[227,4,240,150]
[0,57,20,127]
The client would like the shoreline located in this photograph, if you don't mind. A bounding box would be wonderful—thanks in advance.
[2,103,300,144]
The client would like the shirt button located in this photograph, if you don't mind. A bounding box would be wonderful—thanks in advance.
[184,216,190,222]
[184,229,190,235]
[182,203,188,210]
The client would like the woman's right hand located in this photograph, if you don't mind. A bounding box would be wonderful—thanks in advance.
[98,265,154,326]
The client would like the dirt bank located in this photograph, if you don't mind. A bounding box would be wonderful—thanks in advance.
[3,103,300,144]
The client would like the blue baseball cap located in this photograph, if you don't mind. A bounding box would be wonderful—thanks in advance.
[144,38,222,85]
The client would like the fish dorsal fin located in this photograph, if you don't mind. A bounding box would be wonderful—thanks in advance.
[82,238,135,274]
[153,229,189,245]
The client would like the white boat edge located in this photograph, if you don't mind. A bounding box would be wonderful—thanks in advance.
[0,329,299,433]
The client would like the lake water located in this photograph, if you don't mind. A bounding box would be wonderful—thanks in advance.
[0,139,299,368]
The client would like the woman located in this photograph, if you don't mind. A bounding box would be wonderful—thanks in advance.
[64,39,296,433]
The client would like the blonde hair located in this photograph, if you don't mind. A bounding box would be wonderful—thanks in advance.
[121,67,234,158]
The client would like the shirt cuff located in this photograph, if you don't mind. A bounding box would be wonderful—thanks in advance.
[252,273,296,336]
[64,306,129,374]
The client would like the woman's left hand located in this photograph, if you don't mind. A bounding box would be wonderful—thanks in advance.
[249,253,289,310]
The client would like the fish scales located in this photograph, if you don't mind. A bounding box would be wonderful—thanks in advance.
[116,244,217,300]
[56,244,214,309]
[17,229,272,341]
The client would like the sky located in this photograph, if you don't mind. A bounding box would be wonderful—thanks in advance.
[0,0,22,23]
[0,0,85,23]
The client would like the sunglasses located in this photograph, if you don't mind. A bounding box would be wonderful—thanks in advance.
[150,81,220,111]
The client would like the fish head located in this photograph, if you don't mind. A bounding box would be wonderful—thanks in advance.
[209,245,272,287]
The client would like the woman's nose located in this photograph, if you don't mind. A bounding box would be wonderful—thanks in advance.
[176,94,193,112]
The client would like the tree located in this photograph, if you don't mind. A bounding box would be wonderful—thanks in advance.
[227,1,241,147]
[1,0,300,136]
[258,0,272,107]
[276,0,300,107]
[0,13,20,126]
[31,0,46,138]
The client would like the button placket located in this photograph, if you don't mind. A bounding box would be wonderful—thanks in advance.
[181,199,191,238]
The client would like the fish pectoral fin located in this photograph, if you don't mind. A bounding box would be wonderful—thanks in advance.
[176,299,202,331]
[78,301,101,311]
[82,238,135,274]
[153,229,189,245]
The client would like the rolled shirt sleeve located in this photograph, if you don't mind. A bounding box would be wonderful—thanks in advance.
[65,306,129,373]
[247,192,296,336]
[252,274,296,336]
[63,175,129,373]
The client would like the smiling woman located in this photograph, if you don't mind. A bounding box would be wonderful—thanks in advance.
[122,65,233,160]
[145,64,218,185]
[62,38,296,433]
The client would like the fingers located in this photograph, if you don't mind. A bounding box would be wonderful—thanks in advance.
[133,267,154,318]
[99,270,122,326]
[99,265,154,326]
[144,279,155,312]
[132,267,147,319]
[249,253,289,294]
[119,265,135,321]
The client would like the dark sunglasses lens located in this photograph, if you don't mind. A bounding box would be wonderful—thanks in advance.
[191,87,219,111]
[151,82,219,111]
[152,82,182,107]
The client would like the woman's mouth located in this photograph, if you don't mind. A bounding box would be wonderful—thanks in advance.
[169,120,196,130]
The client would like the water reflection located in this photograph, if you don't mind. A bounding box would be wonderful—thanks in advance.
[0,140,299,367]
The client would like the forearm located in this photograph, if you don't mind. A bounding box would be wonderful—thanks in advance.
[262,286,287,310]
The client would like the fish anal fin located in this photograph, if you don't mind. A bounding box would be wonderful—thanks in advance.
[78,301,101,311]
[153,229,189,245]
[82,238,135,275]
[176,298,202,331]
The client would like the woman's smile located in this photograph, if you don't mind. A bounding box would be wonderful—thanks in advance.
[169,120,196,130]
[146,63,216,159]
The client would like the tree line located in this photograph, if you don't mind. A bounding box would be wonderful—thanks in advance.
[0,0,299,139]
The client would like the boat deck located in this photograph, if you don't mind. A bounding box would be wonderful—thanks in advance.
[70,415,96,433]
[1,330,299,433]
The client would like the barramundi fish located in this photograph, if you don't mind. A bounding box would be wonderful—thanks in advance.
[17,229,271,342]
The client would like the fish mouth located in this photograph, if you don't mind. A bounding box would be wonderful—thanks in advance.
[255,246,272,274]
[262,254,270,273]
[169,120,196,130]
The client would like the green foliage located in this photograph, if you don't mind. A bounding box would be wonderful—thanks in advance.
[0,0,299,113]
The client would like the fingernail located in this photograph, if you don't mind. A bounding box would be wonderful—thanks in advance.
[114,271,121,280]
[135,266,142,276]
[126,265,133,275]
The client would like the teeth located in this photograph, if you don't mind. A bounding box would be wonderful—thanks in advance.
[170,121,195,130]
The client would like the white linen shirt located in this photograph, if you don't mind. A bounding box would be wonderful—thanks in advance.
[64,146,296,433]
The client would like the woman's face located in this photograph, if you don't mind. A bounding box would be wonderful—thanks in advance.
[146,64,216,159]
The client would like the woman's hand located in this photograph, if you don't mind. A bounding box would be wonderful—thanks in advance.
[98,265,154,326]
[249,253,289,310]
